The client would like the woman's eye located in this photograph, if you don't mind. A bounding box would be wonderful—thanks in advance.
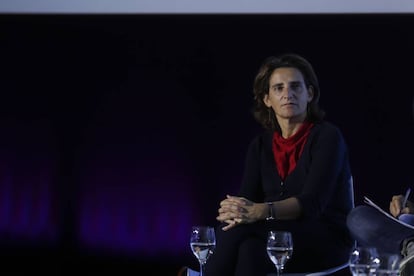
[291,83,300,90]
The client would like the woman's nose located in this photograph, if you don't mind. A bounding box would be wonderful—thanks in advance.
[282,88,293,99]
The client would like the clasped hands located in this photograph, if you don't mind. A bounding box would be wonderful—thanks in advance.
[216,195,262,231]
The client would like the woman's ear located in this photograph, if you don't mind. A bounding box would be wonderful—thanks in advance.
[263,94,271,107]
[307,85,314,102]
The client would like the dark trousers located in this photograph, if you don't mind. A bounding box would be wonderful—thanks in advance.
[204,219,352,276]
[346,205,414,254]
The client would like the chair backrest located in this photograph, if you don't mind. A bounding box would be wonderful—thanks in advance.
[399,254,414,276]
[349,175,355,208]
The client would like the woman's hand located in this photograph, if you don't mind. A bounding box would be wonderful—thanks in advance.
[390,195,414,217]
[216,195,265,231]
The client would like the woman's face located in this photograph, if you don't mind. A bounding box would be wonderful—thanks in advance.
[263,67,314,123]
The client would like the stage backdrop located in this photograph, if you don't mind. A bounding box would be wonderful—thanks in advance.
[1,14,414,274]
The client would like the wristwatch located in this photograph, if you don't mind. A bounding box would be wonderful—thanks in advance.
[265,202,275,220]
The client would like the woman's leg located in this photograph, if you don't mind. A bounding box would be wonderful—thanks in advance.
[204,224,249,276]
[235,236,273,276]
[347,205,414,254]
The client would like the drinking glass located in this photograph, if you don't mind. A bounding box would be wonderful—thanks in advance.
[190,226,216,276]
[266,230,293,276]
[349,246,380,276]
[376,253,401,276]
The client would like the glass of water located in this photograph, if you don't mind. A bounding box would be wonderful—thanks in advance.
[266,231,293,276]
[376,253,401,276]
[349,246,380,275]
[190,226,216,276]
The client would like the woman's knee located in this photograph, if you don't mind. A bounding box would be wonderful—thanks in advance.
[235,237,271,276]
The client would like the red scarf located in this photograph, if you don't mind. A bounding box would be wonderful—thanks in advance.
[272,121,314,181]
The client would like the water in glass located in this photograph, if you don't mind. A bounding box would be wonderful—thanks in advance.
[267,231,293,276]
[190,226,216,276]
[376,253,401,276]
[349,246,380,276]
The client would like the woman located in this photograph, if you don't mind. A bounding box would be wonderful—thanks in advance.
[204,53,354,276]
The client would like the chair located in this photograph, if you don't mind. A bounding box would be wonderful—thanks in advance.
[399,253,414,276]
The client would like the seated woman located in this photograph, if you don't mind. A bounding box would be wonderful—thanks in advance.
[204,53,355,276]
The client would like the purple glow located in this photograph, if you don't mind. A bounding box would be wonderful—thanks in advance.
[78,154,196,257]
[0,161,57,242]
[0,123,58,243]
[0,169,12,230]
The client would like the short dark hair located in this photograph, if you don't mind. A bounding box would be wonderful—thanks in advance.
[252,53,325,131]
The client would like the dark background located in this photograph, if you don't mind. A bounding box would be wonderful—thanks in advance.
[1,13,414,275]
